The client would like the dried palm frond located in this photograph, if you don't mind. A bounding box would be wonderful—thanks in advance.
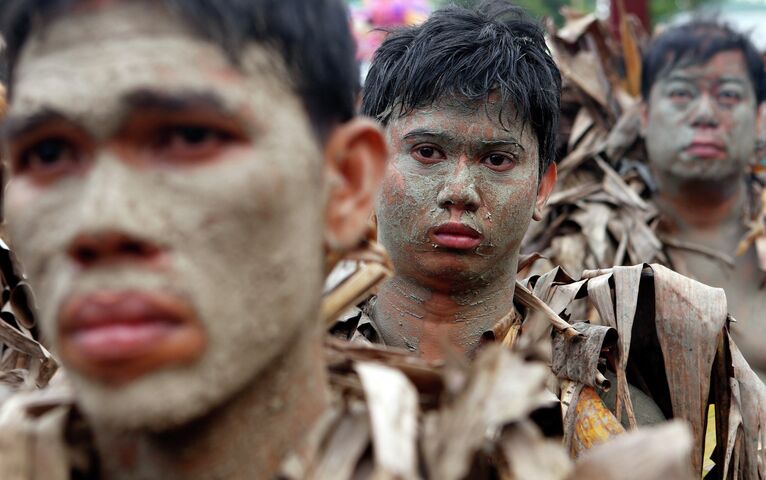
[520,263,766,478]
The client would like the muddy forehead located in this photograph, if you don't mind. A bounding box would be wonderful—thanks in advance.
[21,1,190,53]
[654,51,754,91]
[387,97,538,158]
[10,1,294,139]
[392,96,534,134]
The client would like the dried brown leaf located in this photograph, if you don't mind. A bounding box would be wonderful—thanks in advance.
[586,274,616,328]
[556,13,598,44]
[729,339,766,478]
[356,362,419,480]
[571,203,612,265]
[550,235,588,278]
[621,209,662,264]
[322,262,390,327]
[650,264,727,475]
[515,281,582,343]
[567,420,695,480]
[502,421,573,480]
[312,408,371,480]
[422,347,551,480]
[568,108,595,151]
[562,385,624,456]
[611,265,642,427]
[604,106,642,161]
[552,322,617,389]
[595,157,647,210]
[546,279,588,316]
[547,182,601,207]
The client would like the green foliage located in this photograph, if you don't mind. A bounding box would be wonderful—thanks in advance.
[433,0,594,25]
[650,0,714,24]
[432,0,718,26]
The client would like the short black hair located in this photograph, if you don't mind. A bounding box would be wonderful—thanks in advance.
[0,0,358,141]
[641,21,766,104]
[362,0,561,178]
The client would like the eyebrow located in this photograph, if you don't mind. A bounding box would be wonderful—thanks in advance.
[665,74,749,85]
[3,90,240,141]
[715,77,749,85]
[3,109,70,140]
[122,89,235,115]
[402,127,524,150]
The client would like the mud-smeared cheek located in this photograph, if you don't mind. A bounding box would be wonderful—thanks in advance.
[381,167,406,204]
[5,183,34,215]
[486,181,536,240]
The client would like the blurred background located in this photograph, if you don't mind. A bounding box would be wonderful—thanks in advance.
[347,0,766,170]
[347,0,766,61]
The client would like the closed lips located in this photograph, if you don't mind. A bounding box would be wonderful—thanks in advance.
[430,223,483,250]
[58,290,205,383]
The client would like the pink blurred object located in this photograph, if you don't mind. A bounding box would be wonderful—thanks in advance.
[367,0,431,26]
[352,0,431,62]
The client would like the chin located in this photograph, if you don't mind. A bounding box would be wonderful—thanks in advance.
[672,164,741,182]
[70,368,227,431]
[68,338,280,432]
[412,255,491,288]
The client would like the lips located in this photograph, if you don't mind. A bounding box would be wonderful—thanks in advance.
[684,140,726,159]
[429,222,483,250]
[59,290,205,384]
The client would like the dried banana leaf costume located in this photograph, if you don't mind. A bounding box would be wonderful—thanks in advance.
[328,243,765,479]
[0,252,695,480]
[516,12,766,479]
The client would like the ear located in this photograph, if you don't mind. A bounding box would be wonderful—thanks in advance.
[756,101,765,133]
[639,101,649,137]
[323,117,388,251]
[532,163,557,221]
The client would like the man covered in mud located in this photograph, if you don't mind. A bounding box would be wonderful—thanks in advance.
[331,2,766,477]
[0,0,391,477]
[333,0,667,432]
[640,22,766,377]
[336,2,559,359]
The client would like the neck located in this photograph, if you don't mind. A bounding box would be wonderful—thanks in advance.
[95,328,329,480]
[374,270,517,361]
[654,171,747,232]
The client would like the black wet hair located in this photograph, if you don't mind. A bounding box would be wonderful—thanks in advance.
[0,0,358,141]
[362,0,561,177]
[641,21,766,104]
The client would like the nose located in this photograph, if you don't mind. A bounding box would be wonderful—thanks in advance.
[67,231,163,268]
[690,94,719,129]
[437,161,480,212]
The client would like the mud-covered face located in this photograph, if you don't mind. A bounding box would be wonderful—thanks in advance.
[376,98,540,290]
[3,3,326,429]
[644,51,758,182]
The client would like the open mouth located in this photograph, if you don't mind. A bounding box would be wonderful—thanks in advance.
[59,290,205,384]
[429,222,483,250]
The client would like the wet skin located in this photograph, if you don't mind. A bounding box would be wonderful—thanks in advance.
[2,2,386,478]
[642,51,766,377]
[374,98,555,360]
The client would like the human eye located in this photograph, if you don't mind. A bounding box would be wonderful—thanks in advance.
[668,86,694,102]
[717,88,743,106]
[11,134,87,184]
[410,144,446,164]
[480,152,517,172]
[153,124,237,163]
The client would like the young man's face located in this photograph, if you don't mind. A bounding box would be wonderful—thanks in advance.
[377,97,550,290]
[3,2,329,428]
[643,50,759,182]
